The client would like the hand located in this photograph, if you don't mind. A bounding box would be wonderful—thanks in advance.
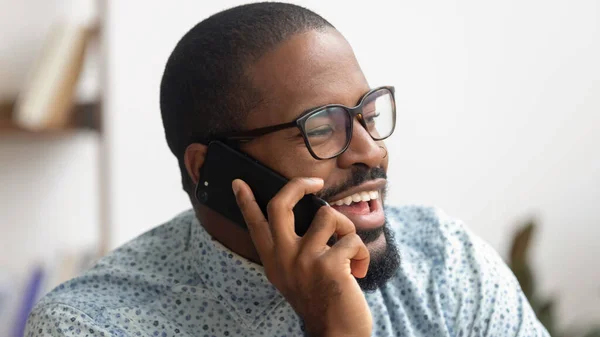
[232,177,372,337]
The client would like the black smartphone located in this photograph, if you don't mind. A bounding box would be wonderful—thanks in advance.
[195,141,328,236]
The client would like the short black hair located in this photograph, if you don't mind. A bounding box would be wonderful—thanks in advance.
[159,2,334,193]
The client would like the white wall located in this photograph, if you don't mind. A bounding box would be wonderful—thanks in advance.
[0,133,100,273]
[0,1,99,332]
[0,133,100,335]
[103,0,599,328]
[0,0,100,263]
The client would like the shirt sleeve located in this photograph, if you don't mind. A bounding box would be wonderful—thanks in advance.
[438,212,550,336]
[25,303,114,337]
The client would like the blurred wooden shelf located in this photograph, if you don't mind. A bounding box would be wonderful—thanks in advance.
[0,120,90,135]
[0,101,100,137]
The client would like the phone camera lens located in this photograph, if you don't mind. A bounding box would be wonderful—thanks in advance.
[198,191,208,203]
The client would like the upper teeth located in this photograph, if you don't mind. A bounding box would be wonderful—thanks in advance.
[331,190,379,206]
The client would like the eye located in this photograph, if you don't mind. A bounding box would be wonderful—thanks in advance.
[306,125,334,137]
[364,111,380,124]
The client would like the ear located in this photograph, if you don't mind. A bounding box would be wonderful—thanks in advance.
[184,143,208,186]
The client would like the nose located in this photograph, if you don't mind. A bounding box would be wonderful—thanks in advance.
[336,118,383,169]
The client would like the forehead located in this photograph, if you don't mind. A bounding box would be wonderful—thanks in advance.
[247,28,369,128]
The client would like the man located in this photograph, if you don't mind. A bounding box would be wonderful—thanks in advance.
[26,2,549,336]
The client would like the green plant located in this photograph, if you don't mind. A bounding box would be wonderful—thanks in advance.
[508,220,600,337]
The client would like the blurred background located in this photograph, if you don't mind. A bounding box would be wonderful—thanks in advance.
[0,0,598,335]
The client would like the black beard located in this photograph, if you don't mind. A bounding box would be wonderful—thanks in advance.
[325,216,401,291]
[317,165,399,291]
[355,220,400,291]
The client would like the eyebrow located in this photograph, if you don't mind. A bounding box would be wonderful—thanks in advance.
[293,88,373,120]
[294,104,328,120]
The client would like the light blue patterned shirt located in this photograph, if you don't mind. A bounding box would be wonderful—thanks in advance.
[26,206,549,336]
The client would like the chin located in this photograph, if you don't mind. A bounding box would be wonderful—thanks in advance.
[355,220,401,292]
[365,231,387,256]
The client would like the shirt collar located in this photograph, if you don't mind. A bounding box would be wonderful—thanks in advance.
[189,216,285,328]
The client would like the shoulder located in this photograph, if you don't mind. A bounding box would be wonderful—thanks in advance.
[386,205,498,263]
[386,204,514,283]
[28,210,197,330]
[386,205,474,260]
[26,302,111,336]
[384,205,548,335]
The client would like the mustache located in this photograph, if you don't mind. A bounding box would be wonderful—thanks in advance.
[316,165,387,201]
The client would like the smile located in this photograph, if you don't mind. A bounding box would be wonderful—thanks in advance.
[331,190,379,206]
[327,179,387,231]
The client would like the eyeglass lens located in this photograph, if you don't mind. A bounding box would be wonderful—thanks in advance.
[303,88,395,159]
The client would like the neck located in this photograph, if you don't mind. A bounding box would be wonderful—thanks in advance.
[194,206,262,264]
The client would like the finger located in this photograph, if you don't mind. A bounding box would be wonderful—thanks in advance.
[232,179,274,259]
[328,233,370,278]
[266,177,324,244]
[301,206,356,252]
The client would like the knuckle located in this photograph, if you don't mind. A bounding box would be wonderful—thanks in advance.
[347,233,362,244]
[309,216,330,232]
[337,216,356,234]
[324,208,356,233]
[316,206,336,221]
[337,233,361,248]
[314,256,334,275]
[350,235,366,249]
[322,205,337,217]
[295,254,313,273]
[266,198,282,214]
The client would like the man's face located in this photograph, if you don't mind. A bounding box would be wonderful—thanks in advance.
[239,28,400,290]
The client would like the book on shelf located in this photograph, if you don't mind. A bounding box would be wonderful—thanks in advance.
[13,22,91,131]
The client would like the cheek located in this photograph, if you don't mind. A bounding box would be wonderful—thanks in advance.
[245,139,335,180]
[275,148,334,179]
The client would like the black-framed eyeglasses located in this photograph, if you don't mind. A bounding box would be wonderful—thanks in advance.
[218,86,396,160]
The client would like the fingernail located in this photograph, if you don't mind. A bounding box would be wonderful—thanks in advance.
[232,179,241,196]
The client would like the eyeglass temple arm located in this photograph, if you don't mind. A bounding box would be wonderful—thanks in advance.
[221,121,298,141]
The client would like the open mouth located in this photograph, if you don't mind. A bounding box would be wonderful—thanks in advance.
[327,182,386,231]
[330,190,380,215]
